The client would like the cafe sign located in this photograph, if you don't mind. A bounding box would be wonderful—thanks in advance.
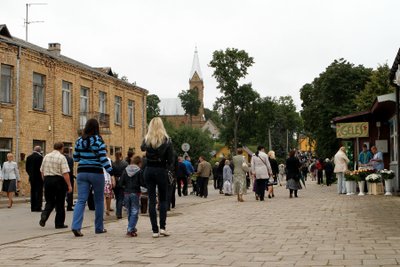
[336,122,369,138]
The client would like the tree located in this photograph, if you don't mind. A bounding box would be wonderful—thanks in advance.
[209,48,255,151]
[354,63,395,111]
[169,125,214,161]
[178,89,201,126]
[146,94,160,123]
[300,59,372,157]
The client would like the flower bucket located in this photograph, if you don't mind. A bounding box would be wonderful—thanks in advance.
[346,181,354,195]
[371,183,384,195]
[367,182,373,195]
[385,179,393,196]
[358,181,365,196]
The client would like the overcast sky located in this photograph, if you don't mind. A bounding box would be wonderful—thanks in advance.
[2,0,400,110]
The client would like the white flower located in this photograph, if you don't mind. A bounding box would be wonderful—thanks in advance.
[380,169,394,175]
[365,173,381,182]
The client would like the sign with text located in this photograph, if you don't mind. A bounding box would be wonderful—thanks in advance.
[336,122,369,138]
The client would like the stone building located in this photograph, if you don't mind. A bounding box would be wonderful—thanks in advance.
[0,24,148,167]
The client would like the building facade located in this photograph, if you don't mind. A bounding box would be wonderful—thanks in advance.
[0,25,147,166]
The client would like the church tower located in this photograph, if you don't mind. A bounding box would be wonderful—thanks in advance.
[189,47,205,122]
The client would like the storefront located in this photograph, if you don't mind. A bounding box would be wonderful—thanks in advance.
[332,93,398,190]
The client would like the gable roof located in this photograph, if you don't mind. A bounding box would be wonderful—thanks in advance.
[0,25,11,38]
[158,98,185,116]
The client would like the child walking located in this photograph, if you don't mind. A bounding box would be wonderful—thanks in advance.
[120,156,145,237]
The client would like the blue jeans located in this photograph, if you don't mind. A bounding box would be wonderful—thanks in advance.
[124,193,140,232]
[144,166,168,233]
[71,172,105,232]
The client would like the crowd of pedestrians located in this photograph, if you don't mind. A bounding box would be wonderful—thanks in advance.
[4,116,359,239]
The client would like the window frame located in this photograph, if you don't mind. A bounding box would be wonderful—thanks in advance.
[32,72,45,111]
[62,80,72,115]
[99,91,107,114]
[114,95,122,125]
[128,99,135,128]
[0,64,13,103]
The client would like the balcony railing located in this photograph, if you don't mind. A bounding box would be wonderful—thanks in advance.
[78,112,111,135]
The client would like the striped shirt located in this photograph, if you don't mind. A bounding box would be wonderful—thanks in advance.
[73,135,112,174]
[40,150,70,177]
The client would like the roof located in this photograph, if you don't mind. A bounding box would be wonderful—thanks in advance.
[158,98,185,115]
[390,47,400,83]
[0,24,147,94]
[189,47,203,80]
[333,92,396,123]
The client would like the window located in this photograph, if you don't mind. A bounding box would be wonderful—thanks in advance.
[62,81,72,115]
[0,64,12,103]
[33,140,46,155]
[0,138,12,166]
[80,87,89,128]
[99,91,107,114]
[115,146,122,153]
[33,73,45,110]
[114,96,122,124]
[128,100,135,127]
[390,118,397,163]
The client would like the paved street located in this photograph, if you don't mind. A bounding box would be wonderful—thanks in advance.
[1,181,400,266]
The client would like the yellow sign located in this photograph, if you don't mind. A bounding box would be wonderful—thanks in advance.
[336,122,369,138]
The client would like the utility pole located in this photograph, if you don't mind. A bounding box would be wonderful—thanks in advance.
[25,3,47,41]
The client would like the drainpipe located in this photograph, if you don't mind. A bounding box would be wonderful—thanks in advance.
[396,82,400,192]
[15,46,21,162]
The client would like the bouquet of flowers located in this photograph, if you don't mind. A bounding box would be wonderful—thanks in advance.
[356,168,375,181]
[380,169,395,180]
[344,170,359,181]
[365,173,382,183]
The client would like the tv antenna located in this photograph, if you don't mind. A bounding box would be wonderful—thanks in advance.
[25,3,47,41]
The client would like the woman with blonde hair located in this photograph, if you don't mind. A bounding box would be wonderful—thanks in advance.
[1,153,20,208]
[141,117,174,238]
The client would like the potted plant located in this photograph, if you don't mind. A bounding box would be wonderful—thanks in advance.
[365,173,383,195]
[356,169,374,196]
[380,169,395,196]
[344,171,358,195]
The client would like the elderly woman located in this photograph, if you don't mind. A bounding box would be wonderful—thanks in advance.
[232,148,249,202]
[286,150,302,198]
[334,146,349,194]
[222,160,233,196]
[1,153,20,208]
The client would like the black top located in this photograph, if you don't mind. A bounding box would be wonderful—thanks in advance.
[285,156,301,180]
[140,138,175,170]
[120,166,145,194]
[269,158,279,177]
[25,152,43,182]
[64,154,75,179]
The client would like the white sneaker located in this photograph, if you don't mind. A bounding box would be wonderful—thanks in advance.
[152,232,160,238]
[160,229,170,236]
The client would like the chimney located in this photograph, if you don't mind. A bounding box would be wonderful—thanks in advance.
[48,43,61,56]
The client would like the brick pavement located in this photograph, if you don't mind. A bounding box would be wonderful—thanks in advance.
[1,181,400,266]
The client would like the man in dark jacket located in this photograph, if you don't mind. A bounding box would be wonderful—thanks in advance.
[176,156,188,196]
[26,146,44,212]
[324,158,334,186]
[63,147,75,211]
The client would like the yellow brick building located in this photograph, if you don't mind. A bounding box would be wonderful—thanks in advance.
[0,25,148,168]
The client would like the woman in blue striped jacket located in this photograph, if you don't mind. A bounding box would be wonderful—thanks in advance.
[71,118,112,237]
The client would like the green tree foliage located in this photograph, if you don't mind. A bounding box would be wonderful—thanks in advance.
[178,89,201,126]
[300,58,372,158]
[146,94,160,123]
[204,108,223,130]
[168,126,213,161]
[354,63,395,111]
[209,48,256,151]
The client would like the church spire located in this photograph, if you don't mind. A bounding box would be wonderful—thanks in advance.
[189,46,203,80]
